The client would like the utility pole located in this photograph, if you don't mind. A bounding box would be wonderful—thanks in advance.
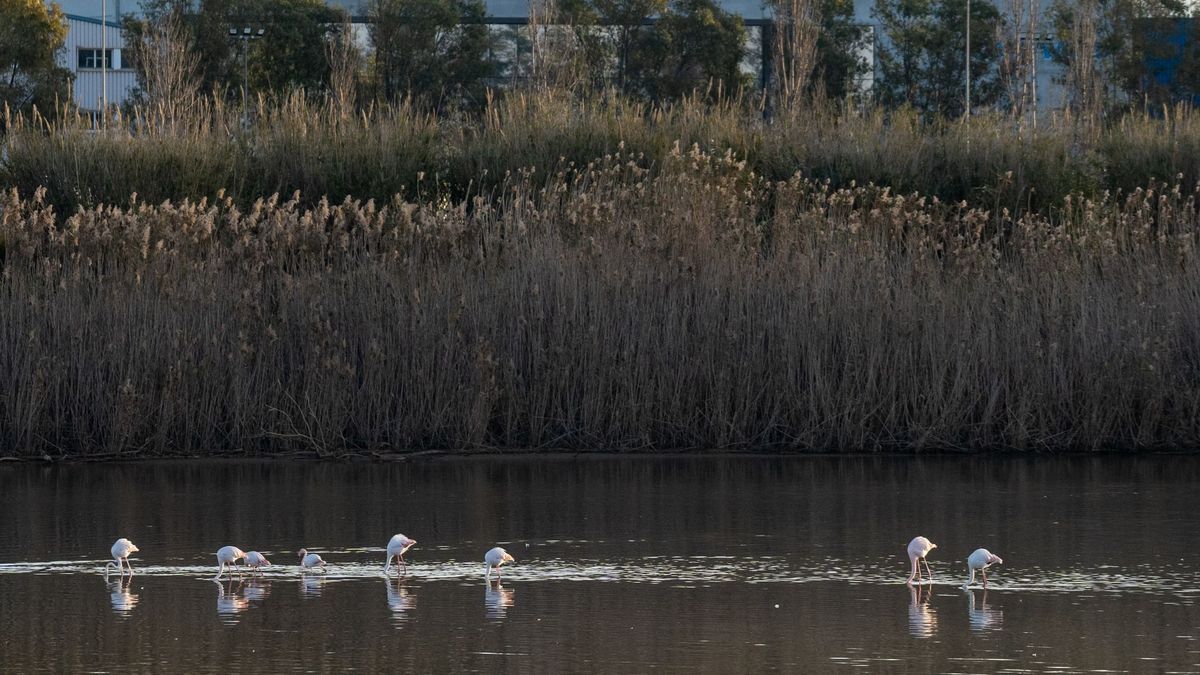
[965,0,971,118]
[102,0,108,118]
[229,27,265,110]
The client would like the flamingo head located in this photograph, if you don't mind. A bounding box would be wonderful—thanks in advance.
[503,551,515,563]
[297,548,307,560]
[989,553,1004,565]
[130,544,140,554]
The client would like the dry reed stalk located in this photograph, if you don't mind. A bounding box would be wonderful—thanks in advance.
[1,148,1199,457]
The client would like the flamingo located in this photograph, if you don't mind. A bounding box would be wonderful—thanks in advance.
[384,534,417,576]
[215,546,246,580]
[244,551,271,575]
[105,538,139,577]
[484,546,515,579]
[298,548,327,572]
[964,548,1004,588]
[906,536,937,585]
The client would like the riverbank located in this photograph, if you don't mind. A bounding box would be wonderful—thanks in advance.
[3,142,1198,457]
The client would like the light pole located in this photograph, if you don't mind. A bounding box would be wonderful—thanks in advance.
[101,0,107,117]
[229,27,265,109]
[965,0,971,118]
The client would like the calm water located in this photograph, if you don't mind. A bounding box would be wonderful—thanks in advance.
[2,456,1200,673]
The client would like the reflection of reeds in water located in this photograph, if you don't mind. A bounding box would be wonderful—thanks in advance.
[3,154,1200,454]
[486,580,515,620]
[908,584,936,639]
[107,578,138,616]
[966,590,1003,632]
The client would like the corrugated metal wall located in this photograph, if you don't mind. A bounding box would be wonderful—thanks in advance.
[61,18,138,111]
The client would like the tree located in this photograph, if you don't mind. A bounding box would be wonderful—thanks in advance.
[1046,0,1190,112]
[0,0,71,114]
[813,0,866,99]
[126,0,346,100]
[769,0,864,108]
[123,10,199,121]
[244,0,343,93]
[873,0,1004,117]
[368,0,496,107]
[591,0,668,90]
[640,0,748,99]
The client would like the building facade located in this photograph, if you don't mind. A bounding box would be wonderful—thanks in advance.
[57,5,138,112]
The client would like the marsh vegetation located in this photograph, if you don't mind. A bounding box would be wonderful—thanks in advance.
[2,95,1199,455]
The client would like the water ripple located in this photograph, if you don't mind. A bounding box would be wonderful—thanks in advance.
[1,553,1198,596]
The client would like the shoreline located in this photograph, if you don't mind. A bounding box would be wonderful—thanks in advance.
[3,446,1199,463]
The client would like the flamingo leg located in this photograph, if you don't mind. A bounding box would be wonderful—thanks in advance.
[922,557,933,583]
[907,557,918,585]
[399,554,407,576]
[125,558,135,576]
[982,568,988,588]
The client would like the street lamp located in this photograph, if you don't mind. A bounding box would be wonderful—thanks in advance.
[229,27,266,108]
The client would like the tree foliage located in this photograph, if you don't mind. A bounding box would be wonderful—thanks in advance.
[1047,0,1192,109]
[633,0,748,99]
[0,0,71,115]
[368,0,496,107]
[872,0,1003,117]
[125,0,346,99]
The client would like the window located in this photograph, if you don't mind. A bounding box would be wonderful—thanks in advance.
[78,48,116,70]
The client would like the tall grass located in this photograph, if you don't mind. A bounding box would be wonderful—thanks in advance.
[2,144,1199,456]
[11,92,1200,218]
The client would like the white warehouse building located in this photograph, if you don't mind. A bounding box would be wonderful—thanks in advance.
[56,2,138,112]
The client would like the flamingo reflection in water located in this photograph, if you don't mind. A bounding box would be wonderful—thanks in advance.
[907,583,937,638]
[213,578,250,623]
[243,578,271,605]
[966,588,1003,632]
[107,577,139,616]
[385,578,417,623]
[300,574,327,598]
[485,579,515,619]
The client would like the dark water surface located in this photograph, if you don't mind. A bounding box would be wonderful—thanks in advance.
[2,456,1199,673]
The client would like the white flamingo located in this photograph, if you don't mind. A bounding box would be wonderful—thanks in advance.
[244,551,271,575]
[298,548,327,572]
[906,536,937,585]
[105,538,139,577]
[484,546,515,579]
[384,534,417,576]
[215,546,246,580]
[964,548,1004,588]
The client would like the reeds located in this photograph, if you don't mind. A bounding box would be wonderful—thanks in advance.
[2,144,1199,456]
[11,92,1200,219]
